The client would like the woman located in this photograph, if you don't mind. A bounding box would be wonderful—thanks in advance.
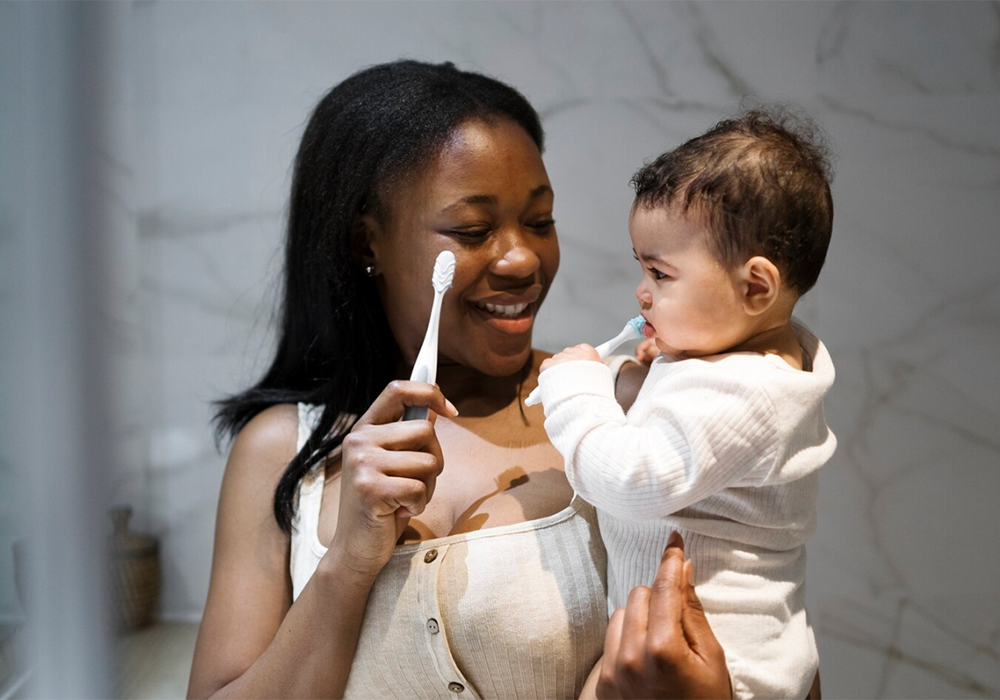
[187,60,731,700]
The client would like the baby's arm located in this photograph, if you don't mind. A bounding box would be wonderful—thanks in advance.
[537,361,776,520]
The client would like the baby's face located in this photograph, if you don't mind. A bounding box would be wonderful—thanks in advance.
[629,205,751,358]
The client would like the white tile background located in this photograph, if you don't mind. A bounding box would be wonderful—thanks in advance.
[3,2,999,697]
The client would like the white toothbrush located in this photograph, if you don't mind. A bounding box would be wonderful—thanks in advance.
[403,250,456,421]
[524,315,647,407]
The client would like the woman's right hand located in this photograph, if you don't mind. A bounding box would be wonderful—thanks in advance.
[330,380,458,579]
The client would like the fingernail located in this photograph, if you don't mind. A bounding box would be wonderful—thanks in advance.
[684,559,695,587]
[445,399,459,416]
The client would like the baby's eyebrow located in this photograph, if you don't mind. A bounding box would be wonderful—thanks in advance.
[633,248,675,267]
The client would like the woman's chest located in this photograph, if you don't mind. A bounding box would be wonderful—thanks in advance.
[318,419,573,546]
[343,502,608,700]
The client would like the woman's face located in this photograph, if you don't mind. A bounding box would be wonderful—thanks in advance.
[365,118,560,377]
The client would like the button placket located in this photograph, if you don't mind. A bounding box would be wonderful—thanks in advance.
[415,543,479,699]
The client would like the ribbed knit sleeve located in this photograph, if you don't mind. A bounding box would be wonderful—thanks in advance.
[537,359,779,520]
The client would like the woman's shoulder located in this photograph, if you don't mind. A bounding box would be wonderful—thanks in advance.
[225,403,299,485]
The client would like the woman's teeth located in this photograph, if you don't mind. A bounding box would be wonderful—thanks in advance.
[476,302,528,318]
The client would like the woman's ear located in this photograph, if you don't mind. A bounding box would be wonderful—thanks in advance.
[352,213,383,274]
[739,256,781,316]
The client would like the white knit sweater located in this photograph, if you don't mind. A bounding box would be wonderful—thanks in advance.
[537,322,836,699]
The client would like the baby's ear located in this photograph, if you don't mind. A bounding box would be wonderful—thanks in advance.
[739,256,781,315]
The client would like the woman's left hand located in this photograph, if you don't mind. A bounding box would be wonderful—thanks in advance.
[540,343,601,372]
[597,532,732,700]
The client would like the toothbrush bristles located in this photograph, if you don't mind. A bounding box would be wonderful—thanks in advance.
[432,251,456,293]
[626,315,646,336]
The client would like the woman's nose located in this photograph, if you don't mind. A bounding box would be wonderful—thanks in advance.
[491,233,541,279]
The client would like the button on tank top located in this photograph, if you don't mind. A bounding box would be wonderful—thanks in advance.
[290,404,609,700]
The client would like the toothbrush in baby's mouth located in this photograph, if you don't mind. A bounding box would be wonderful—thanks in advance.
[402,250,456,421]
[524,315,646,407]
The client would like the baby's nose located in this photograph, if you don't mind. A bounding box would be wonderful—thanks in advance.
[635,282,652,306]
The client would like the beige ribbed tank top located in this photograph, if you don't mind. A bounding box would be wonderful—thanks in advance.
[290,404,608,700]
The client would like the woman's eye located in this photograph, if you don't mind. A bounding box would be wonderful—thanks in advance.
[449,227,491,239]
[527,219,555,233]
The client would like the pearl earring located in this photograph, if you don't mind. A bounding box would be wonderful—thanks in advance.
[365,264,375,277]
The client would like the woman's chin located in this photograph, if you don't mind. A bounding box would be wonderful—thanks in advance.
[483,347,534,377]
[460,343,534,379]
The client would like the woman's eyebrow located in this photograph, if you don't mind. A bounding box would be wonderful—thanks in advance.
[441,194,497,214]
[528,184,553,200]
[440,195,497,213]
[439,185,552,214]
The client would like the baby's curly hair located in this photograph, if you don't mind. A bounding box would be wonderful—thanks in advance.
[631,107,834,295]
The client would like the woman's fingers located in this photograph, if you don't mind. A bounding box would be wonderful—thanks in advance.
[645,531,689,671]
[599,531,733,699]
[345,443,442,508]
[649,532,732,700]
[347,418,444,456]
[599,610,626,699]
[599,585,661,699]
[680,559,727,673]
[617,586,652,681]
[331,379,453,575]
[356,379,458,427]
[377,474,434,518]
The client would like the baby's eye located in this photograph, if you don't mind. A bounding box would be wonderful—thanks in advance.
[650,267,669,281]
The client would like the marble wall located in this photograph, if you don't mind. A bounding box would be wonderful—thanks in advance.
[6,2,999,697]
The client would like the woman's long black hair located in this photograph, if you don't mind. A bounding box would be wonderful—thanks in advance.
[213,60,545,534]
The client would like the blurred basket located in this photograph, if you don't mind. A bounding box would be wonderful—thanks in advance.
[108,506,160,633]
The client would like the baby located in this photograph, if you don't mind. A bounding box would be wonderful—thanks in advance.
[535,109,836,700]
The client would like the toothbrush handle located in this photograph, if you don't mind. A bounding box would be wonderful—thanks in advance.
[402,405,429,421]
[524,389,543,407]
[593,328,632,359]
[403,365,430,421]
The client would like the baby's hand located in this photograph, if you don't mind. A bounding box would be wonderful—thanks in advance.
[540,344,601,373]
[635,338,659,365]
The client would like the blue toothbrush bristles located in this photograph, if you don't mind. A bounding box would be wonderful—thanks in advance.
[626,315,646,336]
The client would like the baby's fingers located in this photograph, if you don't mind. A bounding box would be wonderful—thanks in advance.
[635,339,659,365]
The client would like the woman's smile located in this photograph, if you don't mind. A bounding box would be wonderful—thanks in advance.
[468,287,542,334]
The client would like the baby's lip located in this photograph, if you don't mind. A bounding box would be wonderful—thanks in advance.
[641,318,656,337]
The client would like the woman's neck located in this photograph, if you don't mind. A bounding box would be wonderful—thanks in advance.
[397,355,536,418]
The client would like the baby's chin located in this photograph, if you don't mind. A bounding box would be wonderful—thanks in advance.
[654,338,683,356]
[655,339,715,359]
